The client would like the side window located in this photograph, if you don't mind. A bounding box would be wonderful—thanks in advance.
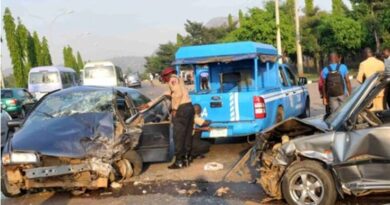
[128,91,150,107]
[284,68,297,86]
[278,66,288,87]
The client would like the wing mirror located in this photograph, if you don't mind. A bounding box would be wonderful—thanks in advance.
[298,77,308,86]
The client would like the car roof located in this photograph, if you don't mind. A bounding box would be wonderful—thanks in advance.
[29,66,76,73]
[175,41,277,62]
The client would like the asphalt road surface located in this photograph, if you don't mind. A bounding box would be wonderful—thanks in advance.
[2,80,390,205]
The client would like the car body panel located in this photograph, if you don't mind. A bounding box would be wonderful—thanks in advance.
[255,72,390,199]
[1,88,36,118]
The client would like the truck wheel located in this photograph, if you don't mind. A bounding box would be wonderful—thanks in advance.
[123,150,143,176]
[276,107,284,123]
[299,98,310,118]
[282,160,337,205]
[1,165,23,197]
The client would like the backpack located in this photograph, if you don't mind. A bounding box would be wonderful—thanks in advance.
[325,64,345,97]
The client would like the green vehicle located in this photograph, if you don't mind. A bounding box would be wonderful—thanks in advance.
[1,88,36,119]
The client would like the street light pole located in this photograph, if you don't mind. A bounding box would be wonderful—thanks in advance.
[275,0,282,64]
[295,0,304,76]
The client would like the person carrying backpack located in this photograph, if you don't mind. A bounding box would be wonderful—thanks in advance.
[322,52,352,113]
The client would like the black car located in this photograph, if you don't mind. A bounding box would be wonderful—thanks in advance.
[253,72,390,205]
[1,86,173,197]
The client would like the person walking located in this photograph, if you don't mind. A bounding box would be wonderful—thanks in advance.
[357,48,385,111]
[322,52,352,113]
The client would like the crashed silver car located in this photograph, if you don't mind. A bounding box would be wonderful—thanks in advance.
[254,72,390,205]
[1,86,173,197]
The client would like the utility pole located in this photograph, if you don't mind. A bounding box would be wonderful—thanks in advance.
[295,0,304,76]
[275,0,282,64]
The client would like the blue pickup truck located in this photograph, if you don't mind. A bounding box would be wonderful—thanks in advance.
[174,41,310,138]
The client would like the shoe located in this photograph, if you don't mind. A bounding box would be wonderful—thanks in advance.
[168,158,184,169]
[184,154,192,167]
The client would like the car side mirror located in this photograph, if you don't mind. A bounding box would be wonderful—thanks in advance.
[298,77,308,85]
[7,120,22,129]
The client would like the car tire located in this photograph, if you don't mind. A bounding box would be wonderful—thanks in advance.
[282,160,337,205]
[1,165,23,197]
[299,98,310,118]
[123,150,143,176]
[276,107,284,123]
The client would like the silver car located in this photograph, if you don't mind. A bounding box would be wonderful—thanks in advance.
[126,74,141,88]
[253,72,390,205]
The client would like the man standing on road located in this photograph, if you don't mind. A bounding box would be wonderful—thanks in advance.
[322,52,352,113]
[357,48,385,111]
[141,67,194,169]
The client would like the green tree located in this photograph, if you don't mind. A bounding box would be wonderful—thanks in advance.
[224,3,296,54]
[76,51,84,73]
[332,0,348,15]
[145,42,178,73]
[41,37,52,66]
[228,14,234,28]
[317,15,363,55]
[304,0,315,16]
[32,31,42,65]
[3,8,25,87]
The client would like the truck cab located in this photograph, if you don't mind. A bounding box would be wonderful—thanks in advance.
[174,41,310,138]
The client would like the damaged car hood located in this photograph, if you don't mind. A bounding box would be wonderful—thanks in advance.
[10,112,115,158]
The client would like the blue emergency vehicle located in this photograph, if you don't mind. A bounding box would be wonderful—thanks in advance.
[174,41,310,138]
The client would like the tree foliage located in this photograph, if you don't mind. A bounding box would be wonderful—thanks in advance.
[63,45,82,73]
[3,7,54,87]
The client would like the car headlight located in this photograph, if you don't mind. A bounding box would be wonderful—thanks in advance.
[2,152,39,164]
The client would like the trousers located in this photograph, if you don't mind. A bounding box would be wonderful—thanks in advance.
[172,103,195,159]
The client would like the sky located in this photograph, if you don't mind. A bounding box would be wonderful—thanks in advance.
[1,0,351,70]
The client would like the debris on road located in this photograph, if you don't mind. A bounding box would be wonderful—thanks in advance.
[204,162,224,171]
[99,192,112,196]
[142,190,147,194]
[133,181,151,186]
[110,182,123,189]
[214,186,230,197]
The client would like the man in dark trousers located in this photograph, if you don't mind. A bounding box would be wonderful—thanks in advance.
[322,52,352,113]
[160,67,194,169]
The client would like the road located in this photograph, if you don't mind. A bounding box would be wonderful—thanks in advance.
[2,80,390,205]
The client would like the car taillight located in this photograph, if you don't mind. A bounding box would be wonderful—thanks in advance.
[6,99,17,105]
[253,96,266,119]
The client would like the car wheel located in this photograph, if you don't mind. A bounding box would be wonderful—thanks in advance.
[282,160,337,205]
[299,98,310,118]
[123,150,143,176]
[276,107,284,123]
[1,165,23,197]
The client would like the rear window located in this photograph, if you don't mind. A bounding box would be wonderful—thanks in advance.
[1,90,13,98]
[221,70,252,92]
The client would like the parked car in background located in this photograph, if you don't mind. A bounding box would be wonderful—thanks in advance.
[253,72,390,205]
[28,66,78,100]
[125,74,142,88]
[174,41,310,139]
[1,88,36,118]
[83,61,125,87]
[1,86,175,197]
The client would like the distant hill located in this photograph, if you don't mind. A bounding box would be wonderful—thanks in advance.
[106,56,146,74]
[205,16,238,28]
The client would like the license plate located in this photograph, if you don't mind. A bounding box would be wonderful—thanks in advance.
[210,128,227,138]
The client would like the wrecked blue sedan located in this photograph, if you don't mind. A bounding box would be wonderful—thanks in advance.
[1,86,172,197]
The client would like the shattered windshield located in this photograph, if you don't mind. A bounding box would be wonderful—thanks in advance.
[24,89,114,127]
